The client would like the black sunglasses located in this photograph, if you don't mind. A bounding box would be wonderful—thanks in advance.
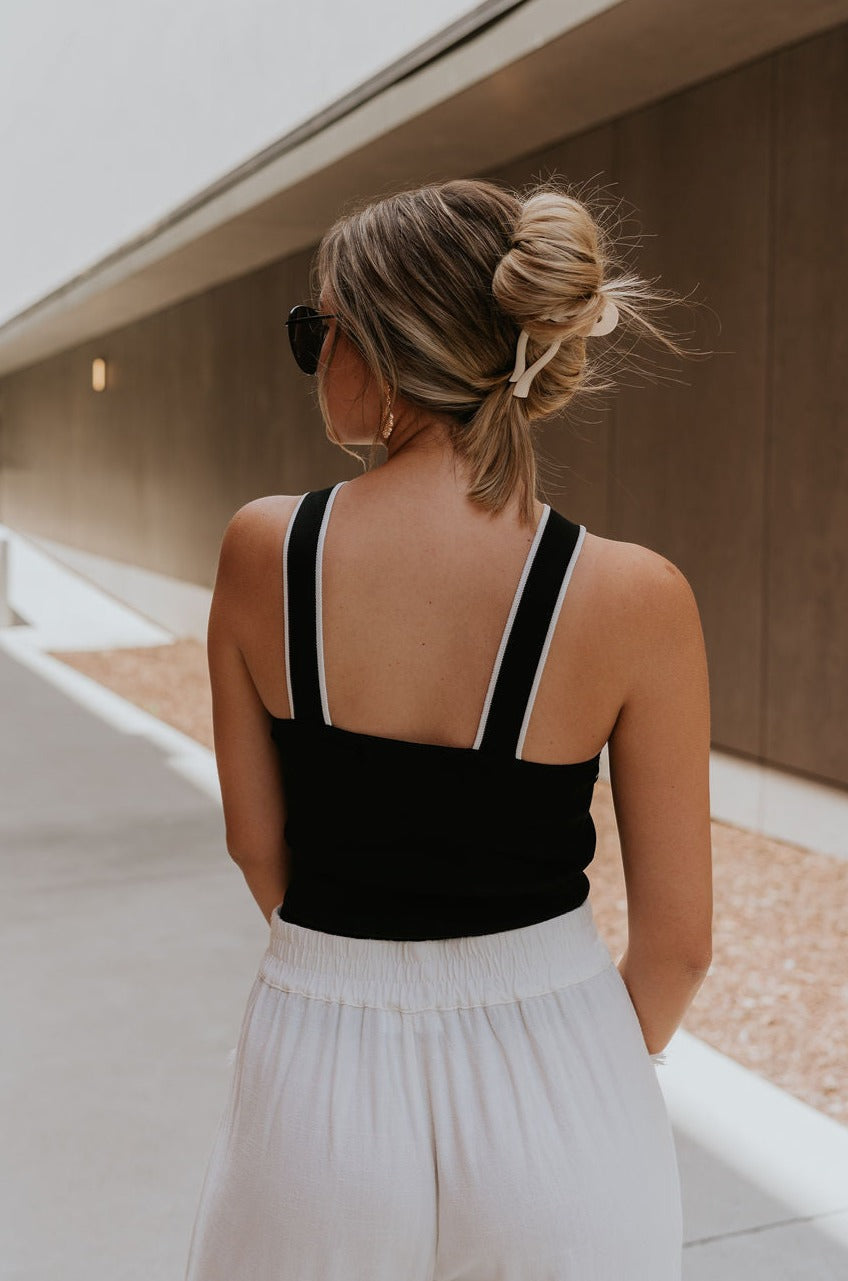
[285,304,337,375]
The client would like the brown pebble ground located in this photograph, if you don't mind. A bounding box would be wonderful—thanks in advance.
[50,637,848,1128]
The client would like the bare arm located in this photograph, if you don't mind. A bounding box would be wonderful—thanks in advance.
[606,546,713,1055]
[207,499,298,924]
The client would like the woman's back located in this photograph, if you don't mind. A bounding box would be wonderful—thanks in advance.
[218,459,684,940]
[234,462,636,768]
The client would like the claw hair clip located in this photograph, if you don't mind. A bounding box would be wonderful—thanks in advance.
[508,297,619,399]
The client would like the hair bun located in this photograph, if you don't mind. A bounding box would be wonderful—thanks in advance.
[492,192,607,338]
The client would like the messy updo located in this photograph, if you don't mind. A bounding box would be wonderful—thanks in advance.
[314,178,695,525]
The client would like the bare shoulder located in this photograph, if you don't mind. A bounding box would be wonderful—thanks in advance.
[583,530,693,590]
[218,494,303,552]
[212,496,304,621]
[579,532,707,712]
[583,531,702,631]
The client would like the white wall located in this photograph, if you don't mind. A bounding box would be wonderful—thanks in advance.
[0,0,486,328]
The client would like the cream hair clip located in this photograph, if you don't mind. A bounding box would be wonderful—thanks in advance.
[508,297,619,399]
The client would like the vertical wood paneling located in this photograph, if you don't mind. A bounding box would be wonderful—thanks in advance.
[614,61,772,759]
[0,247,355,588]
[767,26,848,784]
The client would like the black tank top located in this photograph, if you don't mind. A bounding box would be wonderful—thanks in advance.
[269,482,602,940]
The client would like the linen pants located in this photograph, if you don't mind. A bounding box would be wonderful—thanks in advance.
[183,896,682,1280]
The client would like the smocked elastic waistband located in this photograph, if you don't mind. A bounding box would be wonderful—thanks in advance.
[258,897,613,1013]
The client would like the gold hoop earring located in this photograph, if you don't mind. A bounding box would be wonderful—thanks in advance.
[381,384,395,442]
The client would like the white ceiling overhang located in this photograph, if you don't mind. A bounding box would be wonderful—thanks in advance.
[1,0,846,376]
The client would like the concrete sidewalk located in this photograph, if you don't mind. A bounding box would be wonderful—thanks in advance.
[2,524,847,1280]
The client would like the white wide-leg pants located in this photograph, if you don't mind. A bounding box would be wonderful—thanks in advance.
[184,896,682,1280]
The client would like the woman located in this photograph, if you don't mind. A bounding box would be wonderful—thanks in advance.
[184,178,712,1280]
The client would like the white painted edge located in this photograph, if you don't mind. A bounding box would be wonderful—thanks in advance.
[0,628,220,803]
[12,529,209,641]
[658,1028,848,1225]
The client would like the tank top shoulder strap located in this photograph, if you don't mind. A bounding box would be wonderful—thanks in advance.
[284,485,588,759]
[283,484,338,722]
[476,506,586,761]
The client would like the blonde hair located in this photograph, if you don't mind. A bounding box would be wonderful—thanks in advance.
[314,177,698,525]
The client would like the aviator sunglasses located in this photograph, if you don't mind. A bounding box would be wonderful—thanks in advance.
[285,304,337,375]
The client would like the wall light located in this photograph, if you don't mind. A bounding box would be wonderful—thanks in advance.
[91,357,107,392]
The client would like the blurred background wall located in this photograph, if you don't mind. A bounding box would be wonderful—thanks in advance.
[0,0,846,790]
[0,0,494,327]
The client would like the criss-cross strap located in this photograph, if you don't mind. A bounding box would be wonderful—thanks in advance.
[283,485,337,722]
[476,508,585,760]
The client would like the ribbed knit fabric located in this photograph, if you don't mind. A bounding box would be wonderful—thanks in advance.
[269,482,602,940]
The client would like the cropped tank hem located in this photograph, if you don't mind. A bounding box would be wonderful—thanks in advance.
[271,483,603,940]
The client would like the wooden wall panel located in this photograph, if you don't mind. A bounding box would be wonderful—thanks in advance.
[767,26,848,785]
[0,247,355,589]
[613,60,772,760]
